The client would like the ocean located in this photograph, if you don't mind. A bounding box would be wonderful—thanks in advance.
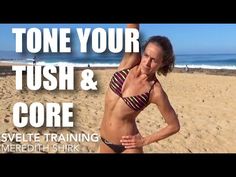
[175,54,236,70]
[1,51,236,70]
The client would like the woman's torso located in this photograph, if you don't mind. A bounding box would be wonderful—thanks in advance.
[100,66,157,144]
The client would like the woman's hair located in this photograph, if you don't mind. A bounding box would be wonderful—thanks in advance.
[142,36,175,76]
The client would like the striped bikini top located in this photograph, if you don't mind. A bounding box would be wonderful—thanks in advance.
[109,68,157,111]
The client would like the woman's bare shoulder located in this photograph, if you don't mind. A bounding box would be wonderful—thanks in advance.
[150,81,168,104]
[118,53,141,70]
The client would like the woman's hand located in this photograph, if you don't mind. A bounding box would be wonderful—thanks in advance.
[127,24,139,30]
[120,133,146,149]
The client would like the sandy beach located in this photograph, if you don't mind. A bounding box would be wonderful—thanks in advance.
[0,64,236,153]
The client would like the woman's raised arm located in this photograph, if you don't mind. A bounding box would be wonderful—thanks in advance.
[118,24,141,70]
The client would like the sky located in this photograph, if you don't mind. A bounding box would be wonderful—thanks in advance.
[0,24,236,55]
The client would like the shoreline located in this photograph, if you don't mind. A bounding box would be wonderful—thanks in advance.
[173,68,236,76]
[0,64,236,77]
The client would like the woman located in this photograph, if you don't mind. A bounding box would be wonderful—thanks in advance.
[99,24,180,153]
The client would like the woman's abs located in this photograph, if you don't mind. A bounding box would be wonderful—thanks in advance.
[100,117,139,144]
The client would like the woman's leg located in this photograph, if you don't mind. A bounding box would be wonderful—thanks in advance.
[122,148,143,153]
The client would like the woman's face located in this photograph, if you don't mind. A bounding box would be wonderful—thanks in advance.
[140,42,163,75]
